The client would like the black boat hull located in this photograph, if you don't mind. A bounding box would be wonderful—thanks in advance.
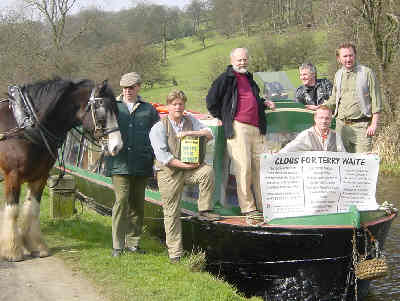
[65,168,396,300]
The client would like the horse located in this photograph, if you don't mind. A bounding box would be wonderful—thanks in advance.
[0,78,123,262]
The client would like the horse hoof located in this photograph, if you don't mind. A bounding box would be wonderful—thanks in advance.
[30,251,41,258]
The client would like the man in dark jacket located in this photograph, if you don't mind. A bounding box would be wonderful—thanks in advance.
[206,48,275,216]
[105,72,159,257]
[295,62,333,110]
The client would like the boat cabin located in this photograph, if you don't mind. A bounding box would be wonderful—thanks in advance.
[61,100,315,217]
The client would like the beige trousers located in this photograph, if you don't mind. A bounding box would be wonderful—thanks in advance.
[227,121,266,213]
[157,164,214,259]
[336,119,372,153]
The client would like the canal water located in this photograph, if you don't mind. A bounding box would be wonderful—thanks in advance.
[366,176,400,301]
[225,176,400,300]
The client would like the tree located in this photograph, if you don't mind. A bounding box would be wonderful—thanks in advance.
[355,0,400,80]
[323,0,400,161]
[93,38,162,90]
[186,0,208,34]
[24,0,77,51]
[23,0,96,75]
[0,13,51,86]
[193,27,214,49]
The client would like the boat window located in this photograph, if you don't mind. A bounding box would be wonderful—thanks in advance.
[82,139,105,174]
[219,158,239,207]
[62,132,106,175]
[63,132,82,167]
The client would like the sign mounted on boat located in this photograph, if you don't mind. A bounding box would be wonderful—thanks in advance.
[260,151,380,220]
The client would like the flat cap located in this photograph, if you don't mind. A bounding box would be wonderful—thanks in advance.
[120,72,142,87]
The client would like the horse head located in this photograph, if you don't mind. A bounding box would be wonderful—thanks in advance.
[79,80,123,156]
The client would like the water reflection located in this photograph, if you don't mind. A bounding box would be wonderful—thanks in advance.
[366,176,400,300]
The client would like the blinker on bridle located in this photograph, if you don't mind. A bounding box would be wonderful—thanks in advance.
[87,87,119,141]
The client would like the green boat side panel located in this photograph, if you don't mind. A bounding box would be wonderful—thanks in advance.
[349,205,361,228]
[66,164,112,185]
[268,206,386,227]
[266,107,314,133]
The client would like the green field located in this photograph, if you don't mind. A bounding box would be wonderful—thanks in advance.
[139,31,333,114]
[140,34,301,113]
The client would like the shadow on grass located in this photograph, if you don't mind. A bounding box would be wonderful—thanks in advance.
[41,214,167,256]
[179,44,216,58]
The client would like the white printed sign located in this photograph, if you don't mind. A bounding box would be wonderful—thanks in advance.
[260,151,380,220]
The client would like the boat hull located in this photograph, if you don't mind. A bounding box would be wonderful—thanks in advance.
[185,215,395,300]
[63,166,396,300]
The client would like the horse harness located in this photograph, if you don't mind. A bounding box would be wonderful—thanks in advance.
[85,88,120,141]
[0,85,118,159]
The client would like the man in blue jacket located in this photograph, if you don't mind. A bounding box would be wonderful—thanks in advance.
[105,72,159,257]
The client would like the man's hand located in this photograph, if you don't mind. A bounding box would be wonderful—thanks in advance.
[167,158,200,169]
[366,123,377,137]
[182,163,200,169]
[305,105,319,111]
[264,100,276,110]
[177,131,195,139]
[366,113,380,137]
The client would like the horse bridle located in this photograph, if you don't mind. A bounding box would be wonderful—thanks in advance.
[86,88,119,142]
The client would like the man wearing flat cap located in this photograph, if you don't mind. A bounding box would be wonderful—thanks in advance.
[105,72,159,257]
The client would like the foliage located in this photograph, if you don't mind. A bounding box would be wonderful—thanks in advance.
[207,54,227,86]
[1,0,400,168]
[186,248,207,272]
[321,0,400,163]
[248,29,322,72]
[91,38,162,90]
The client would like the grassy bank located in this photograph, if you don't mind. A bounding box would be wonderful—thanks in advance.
[0,185,260,301]
[141,34,255,113]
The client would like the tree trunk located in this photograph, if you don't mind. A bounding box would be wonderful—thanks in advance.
[162,22,167,64]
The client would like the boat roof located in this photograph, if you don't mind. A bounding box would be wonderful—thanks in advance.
[254,71,296,92]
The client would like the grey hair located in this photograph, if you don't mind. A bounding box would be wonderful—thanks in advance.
[230,47,249,58]
[299,62,317,78]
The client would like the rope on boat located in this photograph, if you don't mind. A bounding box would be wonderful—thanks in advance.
[75,191,267,225]
[75,190,192,220]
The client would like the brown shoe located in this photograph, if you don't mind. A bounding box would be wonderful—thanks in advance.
[198,210,222,221]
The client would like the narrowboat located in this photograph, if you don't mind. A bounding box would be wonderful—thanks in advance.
[58,88,397,300]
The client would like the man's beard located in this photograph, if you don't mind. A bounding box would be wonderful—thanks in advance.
[232,65,248,74]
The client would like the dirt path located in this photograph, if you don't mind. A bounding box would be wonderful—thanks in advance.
[0,256,107,301]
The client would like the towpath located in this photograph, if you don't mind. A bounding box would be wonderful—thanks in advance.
[0,256,106,301]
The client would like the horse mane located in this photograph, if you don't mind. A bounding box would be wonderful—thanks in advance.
[20,77,94,120]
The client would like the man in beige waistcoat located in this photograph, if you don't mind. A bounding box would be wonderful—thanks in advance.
[280,106,346,153]
[324,42,383,153]
[149,90,221,263]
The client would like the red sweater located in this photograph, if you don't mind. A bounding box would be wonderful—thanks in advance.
[234,72,259,127]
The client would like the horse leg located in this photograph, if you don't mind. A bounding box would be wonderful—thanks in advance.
[19,176,50,258]
[0,173,24,262]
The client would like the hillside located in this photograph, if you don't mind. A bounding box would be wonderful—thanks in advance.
[140,34,304,113]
